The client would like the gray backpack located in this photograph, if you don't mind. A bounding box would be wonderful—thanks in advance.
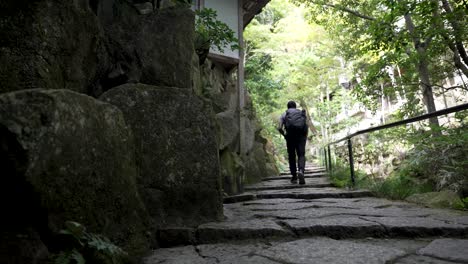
[285,109,307,133]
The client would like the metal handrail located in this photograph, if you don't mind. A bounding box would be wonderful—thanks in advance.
[323,102,468,186]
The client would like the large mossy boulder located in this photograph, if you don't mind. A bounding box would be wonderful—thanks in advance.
[220,150,244,195]
[0,0,108,95]
[101,2,195,90]
[406,191,464,209]
[0,89,151,261]
[199,60,238,113]
[100,83,223,227]
[0,0,196,97]
[243,142,269,184]
[216,110,240,151]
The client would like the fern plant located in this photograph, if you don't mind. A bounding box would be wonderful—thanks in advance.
[49,221,129,264]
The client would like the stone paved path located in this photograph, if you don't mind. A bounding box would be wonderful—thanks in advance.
[144,165,468,263]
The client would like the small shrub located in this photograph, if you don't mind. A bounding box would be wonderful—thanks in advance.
[49,221,130,264]
[195,8,240,63]
[368,174,433,200]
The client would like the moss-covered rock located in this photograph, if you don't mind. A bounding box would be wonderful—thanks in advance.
[101,2,195,90]
[0,0,108,95]
[406,191,464,209]
[0,89,151,261]
[100,83,223,227]
[216,110,240,151]
[220,150,244,195]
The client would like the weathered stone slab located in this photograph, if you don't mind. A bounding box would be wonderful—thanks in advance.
[144,238,467,264]
[245,178,332,191]
[0,89,150,257]
[198,243,282,264]
[224,193,256,204]
[240,200,332,211]
[418,239,468,263]
[143,246,208,264]
[256,237,406,264]
[280,168,325,175]
[433,215,468,226]
[157,227,197,247]
[349,238,431,252]
[255,187,372,200]
[100,83,222,227]
[362,216,468,237]
[197,220,291,243]
[262,173,326,181]
[281,217,386,239]
[396,255,459,264]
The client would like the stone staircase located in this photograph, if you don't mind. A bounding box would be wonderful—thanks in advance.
[144,165,468,263]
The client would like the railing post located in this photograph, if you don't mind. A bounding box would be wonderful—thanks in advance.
[324,147,328,171]
[327,145,332,172]
[347,138,356,186]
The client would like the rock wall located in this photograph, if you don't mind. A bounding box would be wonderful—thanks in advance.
[100,84,222,227]
[0,89,151,260]
[0,0,223,262]
[0,0,108,94]
[195,60,279,195]
[0,0,278,262]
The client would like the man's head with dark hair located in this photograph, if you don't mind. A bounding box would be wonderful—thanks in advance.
[287,101,296,109]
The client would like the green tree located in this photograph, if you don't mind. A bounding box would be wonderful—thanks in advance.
[293,0,468,127]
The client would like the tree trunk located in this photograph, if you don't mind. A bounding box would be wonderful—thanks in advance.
[403,12,440,127]
[441,0,468,66]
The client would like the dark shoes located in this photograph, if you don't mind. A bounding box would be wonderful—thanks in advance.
[291,170,306,184]
[290,175,297,184]
[298,170,305,185]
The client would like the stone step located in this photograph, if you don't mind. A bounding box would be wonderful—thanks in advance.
[244,183,333,191]
[192,218,468,245]
[280,168,325,175]
[245,183,334,191]
[155,217,468,248]
[145,237,468,264]
[224,187,372,204]
[155,197,468,248]
[246,178,333,191]
[262,172,327,181]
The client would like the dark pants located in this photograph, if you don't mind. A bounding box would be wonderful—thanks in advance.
[286,133,307,176]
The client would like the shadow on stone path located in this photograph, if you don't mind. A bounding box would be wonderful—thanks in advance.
[144,165,468,263]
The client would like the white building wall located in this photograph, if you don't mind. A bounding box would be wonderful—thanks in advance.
[204,0,240,59]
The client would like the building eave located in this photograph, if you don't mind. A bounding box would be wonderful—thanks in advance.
[242,0,271,28]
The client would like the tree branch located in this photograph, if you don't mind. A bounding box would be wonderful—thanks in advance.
[441,0,468,66]
[321,3,376,21]
[433,84,468,92]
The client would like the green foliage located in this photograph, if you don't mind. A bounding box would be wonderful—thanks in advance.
[330,118,468,202]
[245,0,467,185]
[53,249,85,264]
[396,122,468,192]
[330,155,432,200]
[293,0,468,116]
[368,174,433,200]
[195,8,240,53]
[328,162,354,188]
[462,197,468,209]
[171,0,191,6]
[49,221,129,264]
